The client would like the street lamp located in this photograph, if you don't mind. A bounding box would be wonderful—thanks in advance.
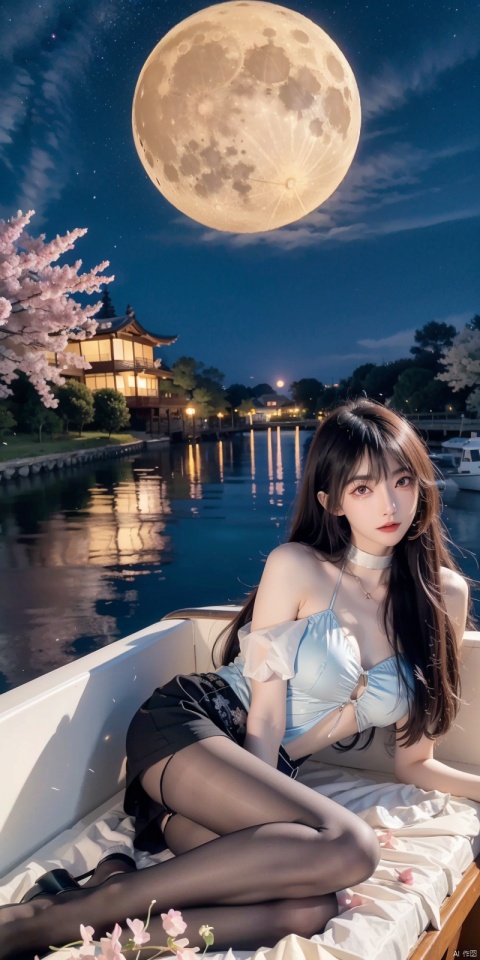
[186,406,196,441]
[217,411,224,431]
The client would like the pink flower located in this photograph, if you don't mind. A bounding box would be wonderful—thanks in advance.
[161,909,187,937]
[337,891,368,910]
[79,924,95,955]
[175,949,200,960]
[99,923,126,960]
[397,868,414,886]
[126,918,150,945]
[378,829,398,849]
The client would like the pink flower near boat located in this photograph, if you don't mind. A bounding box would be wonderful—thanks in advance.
[337,891,368,910]
[126,917,151,945]
[397,868,414,885]
[174,948,200,960]
[99,923,126,960]
[378,829,398,849]
[161,908,188,937]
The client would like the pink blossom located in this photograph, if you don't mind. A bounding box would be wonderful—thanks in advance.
[397,868,414,885]
[378,829,398,849]
[98,923,126,960]
[79,924,95,946]
[0,209,113,406]
[126,917,150,945]
[175,948,200,960]
[337,891,368,910]
[161,908,187,937]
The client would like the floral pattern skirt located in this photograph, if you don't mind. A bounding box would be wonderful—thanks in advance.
[124,672,302,851]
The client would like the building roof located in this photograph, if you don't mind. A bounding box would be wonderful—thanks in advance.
[95,310,177,346]
[254,394,291,408]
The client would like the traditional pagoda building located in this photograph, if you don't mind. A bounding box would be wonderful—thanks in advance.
[57,306,189,435]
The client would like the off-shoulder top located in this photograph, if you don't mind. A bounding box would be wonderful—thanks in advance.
[216,564,414,746]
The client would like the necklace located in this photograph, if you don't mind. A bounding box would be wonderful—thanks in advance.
[345,543,393,570]
[347,567,379,601]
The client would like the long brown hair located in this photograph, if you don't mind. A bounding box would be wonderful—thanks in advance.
[215,399,473,747]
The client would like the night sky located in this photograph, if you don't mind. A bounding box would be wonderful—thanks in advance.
[1,0,479,388]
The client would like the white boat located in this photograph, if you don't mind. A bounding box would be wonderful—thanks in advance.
[1,608,480,960]
[451,437,480,490]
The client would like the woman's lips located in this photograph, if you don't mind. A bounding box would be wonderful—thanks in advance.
[377,522,401,531]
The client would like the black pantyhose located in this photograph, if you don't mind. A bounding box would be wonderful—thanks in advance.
[0,737,380,960]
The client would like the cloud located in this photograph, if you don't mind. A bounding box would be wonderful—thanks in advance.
[358,330,416,350]
[194,141,480,251]
[0,0,117,222]
[361,30,480,121]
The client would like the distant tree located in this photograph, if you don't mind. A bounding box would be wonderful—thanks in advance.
[193,382,226,418]
[171,356,201,395]
[363,359,414,401]
[250,383,274,398]
[225,383,250,409]
[437,326,480,414]
[466,314,480,332]
[95,288,116,319]
[391,368,435,412]
[410,321,457,371]
[201,366,225,386]
[0,405,16,435]
[345,363,376,397]
[317,385,343,411]
[0,209,113,407]
[57,380,94,436]
[290,378,324,416]
[94,388,130,437]
[238,398,256,418]
[24,401,61,441]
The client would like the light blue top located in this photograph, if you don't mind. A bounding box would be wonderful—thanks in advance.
[217,565,414,747]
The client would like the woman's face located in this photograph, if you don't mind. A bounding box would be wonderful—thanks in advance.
[336,451,419,555]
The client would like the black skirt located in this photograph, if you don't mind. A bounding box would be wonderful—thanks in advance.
[124,672,303,851]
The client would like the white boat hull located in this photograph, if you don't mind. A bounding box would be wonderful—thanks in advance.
[451,473,480,490]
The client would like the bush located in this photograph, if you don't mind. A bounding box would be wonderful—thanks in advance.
[0,406,16,435]
[57,380,94,436]
[93,388,130,437]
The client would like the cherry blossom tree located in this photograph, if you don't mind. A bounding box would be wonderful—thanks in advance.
[0,209,113,408]
[437,326,480,414]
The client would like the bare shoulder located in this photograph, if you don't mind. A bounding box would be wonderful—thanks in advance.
[440,565,469,601]
[253,542,320,627]
[440,566,469,644]
[266,541,316,566]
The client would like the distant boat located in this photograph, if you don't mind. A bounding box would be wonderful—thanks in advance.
[441,437,470,461]
[450,438,480,491]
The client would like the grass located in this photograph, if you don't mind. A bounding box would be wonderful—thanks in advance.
[0,431,139,463]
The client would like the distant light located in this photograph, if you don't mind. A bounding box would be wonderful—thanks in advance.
[276,379,284,388]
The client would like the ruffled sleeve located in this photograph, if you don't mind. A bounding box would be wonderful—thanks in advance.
[238,618,307,682]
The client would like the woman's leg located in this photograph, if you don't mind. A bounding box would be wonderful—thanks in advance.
[0,737,379,959]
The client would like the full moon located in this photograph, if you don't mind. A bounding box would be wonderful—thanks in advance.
[276,379,285,387]
[132,1,361,233]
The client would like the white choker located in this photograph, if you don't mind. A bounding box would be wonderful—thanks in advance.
[345,543,393,570]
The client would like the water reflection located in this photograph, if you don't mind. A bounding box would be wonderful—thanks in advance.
[0,432,479,693]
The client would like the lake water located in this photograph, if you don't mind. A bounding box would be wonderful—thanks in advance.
[0,429,478,693]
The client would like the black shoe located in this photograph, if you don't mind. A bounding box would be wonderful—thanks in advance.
[20,852,136,904]
[20,869,80,903]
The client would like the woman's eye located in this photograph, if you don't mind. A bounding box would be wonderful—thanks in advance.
[396,475,413,487]
[353,484,370,495]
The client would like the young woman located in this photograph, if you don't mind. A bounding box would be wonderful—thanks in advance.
[2,399,477,960]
